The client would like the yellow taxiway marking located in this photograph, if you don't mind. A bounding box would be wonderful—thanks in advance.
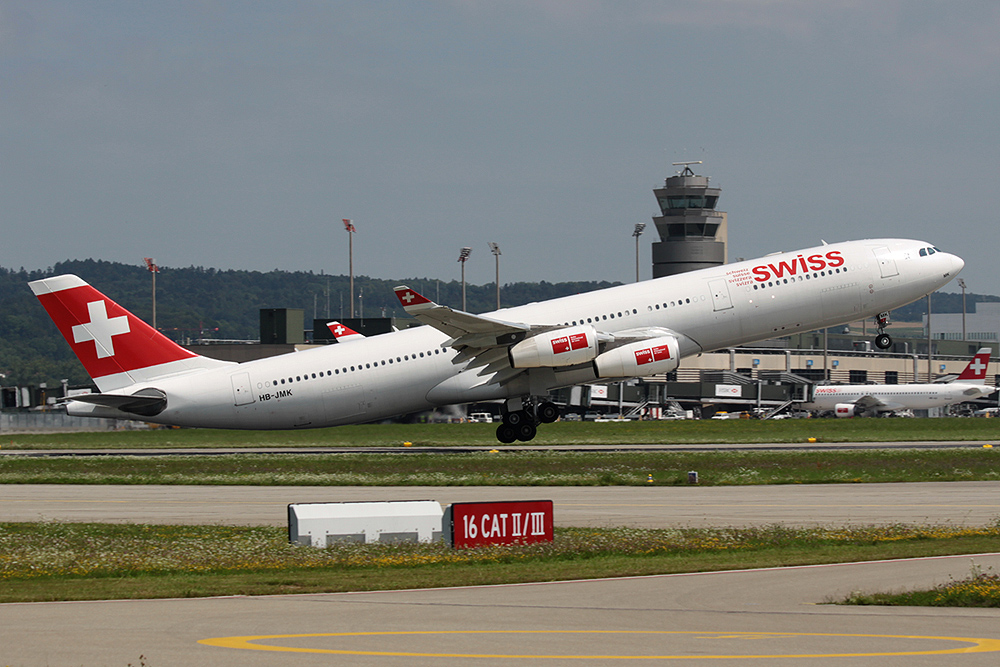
[200,630,1000,659]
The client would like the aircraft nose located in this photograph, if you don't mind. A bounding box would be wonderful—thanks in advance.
[947,252,965,277]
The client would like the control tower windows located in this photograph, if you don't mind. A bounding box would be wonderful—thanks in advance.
[665,222,720,238]
[657,195,719,211]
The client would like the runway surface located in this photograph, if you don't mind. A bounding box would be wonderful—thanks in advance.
[3,482,1000,665]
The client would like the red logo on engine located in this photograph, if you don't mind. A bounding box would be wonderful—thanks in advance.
[650,344,671,361]
[551,333,588,355]
[569,333,588,349]
[634,343,671,366]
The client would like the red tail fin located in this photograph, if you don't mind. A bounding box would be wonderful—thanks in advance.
[30,274,229,391]
[326,321,365,342]
[956,347,993,382]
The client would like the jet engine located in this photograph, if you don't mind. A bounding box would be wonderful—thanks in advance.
[834,404,857,418]
[593,336,680,378]
[508,325,599,368]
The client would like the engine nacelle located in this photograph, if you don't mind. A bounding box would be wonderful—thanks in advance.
[508,325,599,368]
[834,403,857,418]
[593,336,680,378]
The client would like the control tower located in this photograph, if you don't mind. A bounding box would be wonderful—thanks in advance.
[650,162,727,278]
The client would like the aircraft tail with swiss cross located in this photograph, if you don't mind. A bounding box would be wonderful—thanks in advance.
[29,274,232,394]
[954,347,993,384]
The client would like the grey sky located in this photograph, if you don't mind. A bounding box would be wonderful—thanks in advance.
[2,1,997,295]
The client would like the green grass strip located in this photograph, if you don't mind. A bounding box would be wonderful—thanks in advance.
[841,562,1000,607]
[1,448,999,485]
[3,521,999,603]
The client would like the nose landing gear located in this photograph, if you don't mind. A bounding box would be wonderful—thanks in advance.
[874,311,892,350]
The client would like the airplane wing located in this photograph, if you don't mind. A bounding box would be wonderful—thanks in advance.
[393,285,687,387]
[852,395,901,413]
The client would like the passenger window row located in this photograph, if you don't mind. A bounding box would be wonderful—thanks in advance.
[752,266,848,290]
[271,348,445,386]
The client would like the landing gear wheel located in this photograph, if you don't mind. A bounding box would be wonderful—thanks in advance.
[873,311,892,350]
[496,423,517,444]
[504,409,530,426]
[515,422,537,442]
[536,401,560,424]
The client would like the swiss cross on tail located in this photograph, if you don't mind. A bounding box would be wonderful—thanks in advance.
[393,286,433,309]
[956,348,993,382]
[72,300,131,359]
[29,274,200,388]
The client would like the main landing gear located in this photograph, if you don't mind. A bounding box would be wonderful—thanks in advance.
[874,311,892,350]
[495,397,560,443]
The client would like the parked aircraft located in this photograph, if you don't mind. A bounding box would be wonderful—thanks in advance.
[30,238,962,442]
[801,347,996,417]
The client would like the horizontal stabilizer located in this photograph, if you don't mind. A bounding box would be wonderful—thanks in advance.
[63,389,167,417]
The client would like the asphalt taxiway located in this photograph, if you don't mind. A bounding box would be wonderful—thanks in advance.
[3,552,1000,665]
[3,481,1000,527]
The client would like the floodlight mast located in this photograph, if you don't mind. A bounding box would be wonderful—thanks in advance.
[342,219,356,317]
[957,278,967,341]
[458,247,472,311]
[632,223,646,282]
[488,242,501,309]
[143,257,159,329]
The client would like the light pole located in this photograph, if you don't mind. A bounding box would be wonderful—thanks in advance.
[632,223,646,282]
[143,257,158,329]
[926,293,933,382]
[342,219,356,318]
[458,247,472,311]
[958,278,967,342]
[488,242,501,310]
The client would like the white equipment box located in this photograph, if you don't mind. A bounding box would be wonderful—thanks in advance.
[288,500,443,547]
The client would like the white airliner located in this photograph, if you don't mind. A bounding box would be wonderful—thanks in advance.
[30,238,962,442]
[802,347,996,417]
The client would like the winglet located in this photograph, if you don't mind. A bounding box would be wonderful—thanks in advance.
[956,347,993,382]
[394,285,434,311]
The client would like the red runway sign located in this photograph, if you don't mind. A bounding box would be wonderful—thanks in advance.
[447,500,554,548]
